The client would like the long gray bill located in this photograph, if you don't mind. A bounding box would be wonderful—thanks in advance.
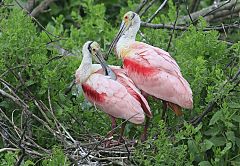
[106,22,127,58]
[96,52,117,80]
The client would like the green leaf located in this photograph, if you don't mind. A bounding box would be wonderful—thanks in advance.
[201,139,214,152]
[220,142,232,155]
[198,161,212,166]
[236,137,240,148]
[209,111,223,125]
[204,127,220,136]
[209,136,226,146]
[188,139,199,154]
[23,160,34,166]
[232,115,240,123]
[226,131,235,145]
[194,123,203,133]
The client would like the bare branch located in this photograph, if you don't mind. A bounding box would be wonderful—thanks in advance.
[135,0,149,14]
[0,148,19,153]
[178,0,240,24]
[25,0,35,12]
[167,2,180,51]
[30,0,55,17]
[141,22,240,31]
[139,0,157,17]
[189,0,201,13]
[14,0,63,41]
[15,115,30,166]
[146,0,168,23]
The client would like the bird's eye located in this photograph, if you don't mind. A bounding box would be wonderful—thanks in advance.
[93,48,96,52]
[124,16,128,19]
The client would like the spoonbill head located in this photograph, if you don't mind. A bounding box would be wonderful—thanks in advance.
[107,11,140,58]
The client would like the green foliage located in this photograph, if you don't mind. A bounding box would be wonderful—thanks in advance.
[0,0,239,165]
[42,147,70,166]
[0,152,17,166]
[134,121,189,165]
[0,151,34,166]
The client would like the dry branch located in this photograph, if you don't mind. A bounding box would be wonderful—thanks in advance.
[189,0,201,13]
[30,0,55,17]
[146,0,168,23]
[135,0,149,14]
[178,0,240,23]
[139,0,157,17]
[141,22,239,31]
[25,0,35,12]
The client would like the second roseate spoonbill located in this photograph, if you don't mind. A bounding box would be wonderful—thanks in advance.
[107,11,193,117]
[75,41,152,145]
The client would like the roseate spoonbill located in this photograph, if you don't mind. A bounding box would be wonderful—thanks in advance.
[75,41,152,145]
[107,11,193,121]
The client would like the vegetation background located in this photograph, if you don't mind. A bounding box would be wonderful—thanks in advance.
[0,0,239,165]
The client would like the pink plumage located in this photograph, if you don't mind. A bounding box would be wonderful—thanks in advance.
[122,42,193,110]
[79,67,152,124]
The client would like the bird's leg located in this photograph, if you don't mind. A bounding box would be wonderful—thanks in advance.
[108,115,116,138]
[118,120,127,143]
[162,100,168,121]
[141,116,150,142]
[104,115,117,147]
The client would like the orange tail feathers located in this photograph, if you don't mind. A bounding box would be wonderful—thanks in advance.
[167,102,183,116]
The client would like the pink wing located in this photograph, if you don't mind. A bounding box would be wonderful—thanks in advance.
[81,73,146,124]
[130,42,181,76]
[95,68,152,118]
[113,69,152,118]
[123,42,193,109]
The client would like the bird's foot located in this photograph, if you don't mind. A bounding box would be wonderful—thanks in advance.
[103,140,122,148]
[118,136,125,144]
[140,133,147,143]
[128,139,138,146]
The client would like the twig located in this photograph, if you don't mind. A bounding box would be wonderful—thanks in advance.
[64,79,76,95]
[229,0,238,26]
[15,115,30,166]
[25,0,35,12]
[0,89,26,108]
[139,0,157,17]
[14,0,62,41]
[167,1,179,51]
[1,64,32,77]
[178,0,239,24]
[189,0,201,13]
[146,0,168,23]
[30,0,55,17]
[0,148,19,153]
[0,108,49,154]
[141,22,240,31]
[135,0,148,14]
[184,0,194,25]
[81,113,140,159]
[89,156,128,161]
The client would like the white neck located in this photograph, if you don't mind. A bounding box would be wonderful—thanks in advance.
[116,21,140,57]
[75,47,92,84]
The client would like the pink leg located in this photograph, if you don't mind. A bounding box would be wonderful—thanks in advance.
[162,100,168,120]
[108,115,116,137]
[141,116,150,142]
[104,115,116,147]
[118,120,127,143]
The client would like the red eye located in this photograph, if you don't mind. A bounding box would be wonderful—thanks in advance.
[124,16,128,19]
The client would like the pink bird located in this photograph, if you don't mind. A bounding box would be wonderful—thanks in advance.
[107,11,193,139]
[75,41,152,145]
